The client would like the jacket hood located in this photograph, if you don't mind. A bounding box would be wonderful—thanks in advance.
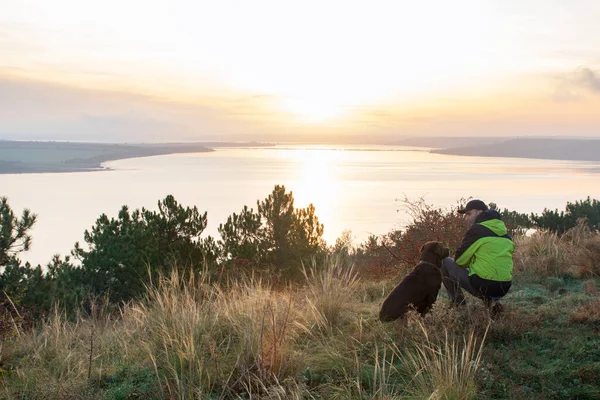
[476,210,508,236]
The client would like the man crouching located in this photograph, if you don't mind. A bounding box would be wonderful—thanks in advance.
[442,199,514,317]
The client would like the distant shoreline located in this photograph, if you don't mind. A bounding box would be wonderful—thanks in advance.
[429,138,600,163]
[0,141,274,174]
[2,138,600,174]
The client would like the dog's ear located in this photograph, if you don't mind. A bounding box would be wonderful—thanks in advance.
[442,247,450,258]
[420,243,426,252]
[434,243,447,258]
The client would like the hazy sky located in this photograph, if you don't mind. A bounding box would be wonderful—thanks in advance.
[1,0,600,141]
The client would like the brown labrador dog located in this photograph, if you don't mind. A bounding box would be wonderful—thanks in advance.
[379,241,450,322]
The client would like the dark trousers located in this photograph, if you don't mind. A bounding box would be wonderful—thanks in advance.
[441,257,511,306]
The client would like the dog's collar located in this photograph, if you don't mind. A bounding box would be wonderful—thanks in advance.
[419,260,441,268]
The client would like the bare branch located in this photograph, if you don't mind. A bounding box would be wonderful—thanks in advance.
[380,241,402,262]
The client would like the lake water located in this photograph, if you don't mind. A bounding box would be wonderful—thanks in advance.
[2,145,600,266]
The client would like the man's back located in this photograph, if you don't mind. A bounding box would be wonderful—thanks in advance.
[454,210,514,282]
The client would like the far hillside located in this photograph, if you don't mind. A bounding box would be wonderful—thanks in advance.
[431,138,600,162]
[0,141,273,174]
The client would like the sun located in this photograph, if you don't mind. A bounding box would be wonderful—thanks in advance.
[281,96,347,123]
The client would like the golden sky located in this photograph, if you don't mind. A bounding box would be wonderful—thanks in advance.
[1,0,600,141]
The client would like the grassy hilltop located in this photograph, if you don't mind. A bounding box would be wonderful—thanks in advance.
[1,232,599,399]
[0,193,599,399]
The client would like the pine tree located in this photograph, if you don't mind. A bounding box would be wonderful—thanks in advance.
[0,197,37,266]
[72,195,213,302]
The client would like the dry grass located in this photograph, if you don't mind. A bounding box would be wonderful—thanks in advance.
[2,235,599,399]
[401,321,488,400]
[583,279,599,295]
[0,304,130,399]
[131,269,306,398]
[315,318,487,400]
[0,257,370,399]
[514,222,600,279]
[513,231,565,277]
[0,256,495,399]
[301,255,360,335]
[569,298,600,323]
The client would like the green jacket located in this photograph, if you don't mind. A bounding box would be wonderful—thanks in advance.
[455,210,514,282]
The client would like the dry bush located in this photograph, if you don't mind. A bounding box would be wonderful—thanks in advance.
[355,197,469,280]
[390,196,469,267]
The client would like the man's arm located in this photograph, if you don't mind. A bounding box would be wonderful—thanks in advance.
[454,225,482,266]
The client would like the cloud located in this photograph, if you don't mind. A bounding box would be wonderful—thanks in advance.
[554,67,600,101]
[0,77,185,141]
[18,115,197,142]
[2,69,600,143]
[575,67,600,93]
[0,74,285,141]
